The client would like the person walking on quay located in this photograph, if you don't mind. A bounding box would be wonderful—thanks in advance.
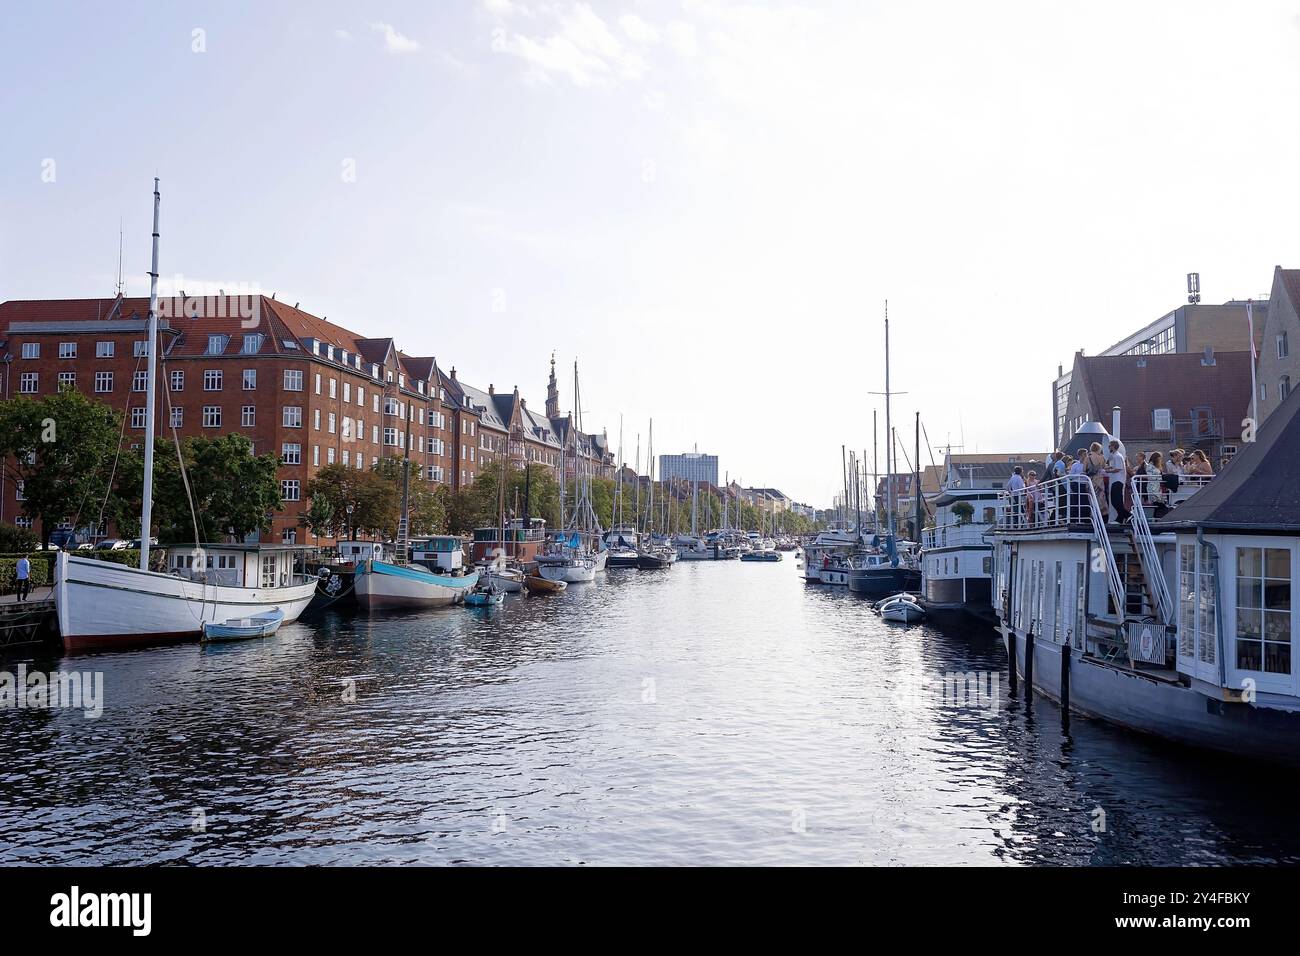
[15,555,30,602]
[1008,466,1025,528]
[1105,439,1131,526]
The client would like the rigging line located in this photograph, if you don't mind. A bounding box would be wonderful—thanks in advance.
[87,348,148,537]
[158,355,203,554]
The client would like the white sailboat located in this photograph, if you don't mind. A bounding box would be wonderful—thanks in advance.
[538,361,607,583]
[55,179,318,651]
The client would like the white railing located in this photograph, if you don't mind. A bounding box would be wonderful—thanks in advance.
[995,474,1089,532]
[1129,475,1174,625]
[998,475,1126,620]
[922,522,990,549]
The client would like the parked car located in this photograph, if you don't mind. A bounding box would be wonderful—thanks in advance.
[127,538,159,550]
[95,539,129,551]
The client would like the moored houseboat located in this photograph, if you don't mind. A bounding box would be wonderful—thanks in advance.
[992,406,1300,766]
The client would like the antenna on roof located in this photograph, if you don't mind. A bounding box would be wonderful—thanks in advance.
[115,217,124,297]
[294,302,299,309]
[1187,272,1201,304]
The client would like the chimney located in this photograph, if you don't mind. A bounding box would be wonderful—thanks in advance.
[450,367,457,381]
[1112,405,1122,441]
[488,383,494,395]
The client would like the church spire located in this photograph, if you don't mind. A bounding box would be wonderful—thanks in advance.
[545,351,560,418]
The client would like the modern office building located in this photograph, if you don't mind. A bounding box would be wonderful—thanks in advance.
[659,451,718,486]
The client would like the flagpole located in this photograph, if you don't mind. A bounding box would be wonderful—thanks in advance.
[1248,300,1259,430]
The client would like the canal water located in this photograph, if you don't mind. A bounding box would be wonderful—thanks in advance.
[2,559,1298,865]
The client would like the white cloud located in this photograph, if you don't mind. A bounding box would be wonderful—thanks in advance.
[665,20,698,57]
[492,3,648,86]
[370,21,420,54]
[619,13,659,44]
[334,28,353,42]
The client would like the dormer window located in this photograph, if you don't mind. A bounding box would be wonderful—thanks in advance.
[205,334,229,355]
[241,333,264,354]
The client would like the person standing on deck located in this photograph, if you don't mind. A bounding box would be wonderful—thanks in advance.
[15,555,30,602]
[1068,454,1085,522]
[1007,467,1025,528]
[1105,440,1130,525]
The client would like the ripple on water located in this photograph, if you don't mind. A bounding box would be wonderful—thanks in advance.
[2,560,1300,865]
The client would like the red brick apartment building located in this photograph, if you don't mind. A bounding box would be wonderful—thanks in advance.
[0,295,614,545]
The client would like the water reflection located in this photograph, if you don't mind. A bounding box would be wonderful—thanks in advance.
[1,560,1297,865]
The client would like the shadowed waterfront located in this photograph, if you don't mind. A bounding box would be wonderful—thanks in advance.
[2,559,1297,865]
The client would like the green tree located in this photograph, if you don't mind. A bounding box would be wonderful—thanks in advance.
[373,457,447,536]
[110,434,282,543]
[444,462,562,534]
[0,521,38,553]
[0,386,123,549]
[305,463,399,540]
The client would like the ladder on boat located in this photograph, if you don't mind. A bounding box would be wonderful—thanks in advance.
[394,516,409,566]
[1081,477,1126,619]
[1127,475,1175,625]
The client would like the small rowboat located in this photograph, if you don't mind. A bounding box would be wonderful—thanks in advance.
[877,594,925,624]
[201,607,285,643]
[740,550,781,562]
[464,589,505,607]
[525,575,567,595]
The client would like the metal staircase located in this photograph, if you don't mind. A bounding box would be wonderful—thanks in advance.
[1081,477,1126,619]
[1127,476,1174,625]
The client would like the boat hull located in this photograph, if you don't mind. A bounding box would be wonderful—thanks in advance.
[355,560,479,610]
[606,550,641,568]
[55,552,316,652]
[1008,627,1300,766]
[847,566,921,597]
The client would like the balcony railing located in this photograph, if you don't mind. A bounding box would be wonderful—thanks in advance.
[922,522,991,549]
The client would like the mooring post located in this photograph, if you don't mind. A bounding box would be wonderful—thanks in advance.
[1023,626,1035,707]
[1060,642,1071,729]
[1007,627,1018,695]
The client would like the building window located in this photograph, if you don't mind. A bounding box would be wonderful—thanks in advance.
[283,406,302,428]
[282,442,301,465]
[315,373,321,395]
[133,370,148,392]
[342,450,350,468]
[133,340,149,357]
[384,427,398,446]
[282,528,297,544]
[241,405,256,427]
[96,341,115,358]
[95,371,113,392]
[373,394,379,413]
[170,407,183,428]
[1279,332,1290,360]
[357,386,364,407]
[130,407,147,428]
[1235,547,1291,674]
[281,479,300,501]
[1281,376,1291,402]
[243,369,256,390]
[171,370,185,391]
[312,445,320,466]
[58,371,76,387]
[343,382,351,403]
[18,372,37,393]
[284,369,303,391]
[15,480,25,501]
[241,333,264,354]
[328,412,336,434]
[203,369,223,391]
[206,334,229,355]
[59,342,77,359]
[327,447,336,464]
[313,409,321,430]
[329,378,337,399]
[202,406,222,428]
[20,343,39,359]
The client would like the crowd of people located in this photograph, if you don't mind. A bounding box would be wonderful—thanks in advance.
[1005,444,1216,529]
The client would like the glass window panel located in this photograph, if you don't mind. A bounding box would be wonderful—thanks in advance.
[1237,608,1262,639]
[1237,639,1262,671]
[1265,580,1290,611]
[1266,548,1290,579]
[1265,641,1292,675]
[1237,547,1262,577]
[1264,610,1290,642]
[1237,579,1261,610]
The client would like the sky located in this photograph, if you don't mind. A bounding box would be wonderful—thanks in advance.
[3,1,1300,507]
